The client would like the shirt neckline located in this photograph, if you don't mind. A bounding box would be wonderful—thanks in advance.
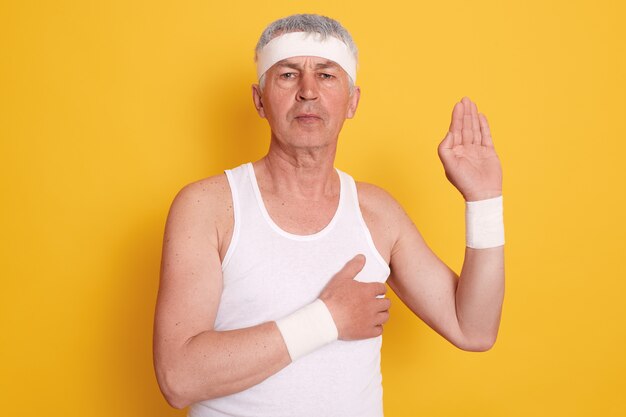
[246,162,344,241]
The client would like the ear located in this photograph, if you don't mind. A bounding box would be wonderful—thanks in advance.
[252,84,266,118]
[346,86,361,119]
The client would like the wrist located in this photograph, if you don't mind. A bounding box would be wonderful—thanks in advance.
[465,195,505,249]
[275,299,338,362]
[464,190,502,202]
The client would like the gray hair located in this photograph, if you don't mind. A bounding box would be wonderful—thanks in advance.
[255,14,358,92]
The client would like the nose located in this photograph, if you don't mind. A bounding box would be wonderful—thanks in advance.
[296,72,319,102]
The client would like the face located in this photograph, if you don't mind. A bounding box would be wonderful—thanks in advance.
[252,56,360,149]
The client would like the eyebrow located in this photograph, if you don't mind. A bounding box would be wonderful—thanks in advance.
[274,59,340,71]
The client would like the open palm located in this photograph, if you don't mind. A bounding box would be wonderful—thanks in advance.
[437,97,502,202]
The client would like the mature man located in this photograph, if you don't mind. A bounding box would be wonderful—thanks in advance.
[153,14,505,417]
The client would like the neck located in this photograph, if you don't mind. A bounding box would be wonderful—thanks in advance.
[256,136,339,201]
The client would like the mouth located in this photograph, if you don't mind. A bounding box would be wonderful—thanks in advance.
[294,113,322,122]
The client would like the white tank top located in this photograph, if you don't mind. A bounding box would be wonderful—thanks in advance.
[188,162,390,417]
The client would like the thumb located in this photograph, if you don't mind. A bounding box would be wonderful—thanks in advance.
[438,131,454,152]
[338,254,366,279]
[437,131,455,163]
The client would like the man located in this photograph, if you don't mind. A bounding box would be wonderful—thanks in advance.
[153,13,505,417]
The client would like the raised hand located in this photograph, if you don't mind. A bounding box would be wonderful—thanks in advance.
[437,97,503,201]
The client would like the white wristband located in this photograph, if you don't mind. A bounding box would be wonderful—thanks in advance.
[275,299,338,362]
[465,195,505,249]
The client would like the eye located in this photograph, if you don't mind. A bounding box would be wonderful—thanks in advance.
[320,73,335,80]
[280,72,296,79]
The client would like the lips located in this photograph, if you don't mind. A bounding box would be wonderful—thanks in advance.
[295,113,322,120]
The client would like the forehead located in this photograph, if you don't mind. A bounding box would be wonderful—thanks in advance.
[272,56,343,70]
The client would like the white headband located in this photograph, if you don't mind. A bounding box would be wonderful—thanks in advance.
[256,32,357,83]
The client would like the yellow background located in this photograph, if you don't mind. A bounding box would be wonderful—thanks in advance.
[1,0,624,416]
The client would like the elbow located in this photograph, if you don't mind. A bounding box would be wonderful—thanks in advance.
[155,366,194,410]
[156,365,226,409]
[456,333,498,352]
[163,389,190,410]
[465,338,496,352]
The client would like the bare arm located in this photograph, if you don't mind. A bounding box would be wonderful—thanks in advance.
[153,176,390,409]
[153,178,291,408]
[380,97,505,351]
[387,209,504,351]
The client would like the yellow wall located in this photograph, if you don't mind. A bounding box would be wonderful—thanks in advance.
[1,1,624,416]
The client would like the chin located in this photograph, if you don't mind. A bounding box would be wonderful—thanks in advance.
[286,134,336,149]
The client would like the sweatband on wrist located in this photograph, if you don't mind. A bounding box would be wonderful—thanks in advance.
[275,299,338,362]
[256,32,357,83]
[465,195,505,249]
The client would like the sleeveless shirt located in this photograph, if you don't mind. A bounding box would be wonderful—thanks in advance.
[188,162,391,417]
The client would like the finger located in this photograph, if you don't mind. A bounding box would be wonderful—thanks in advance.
[377,297,391,311]
[471,100,482,145]
[438,131,454,151]
[339,254,366,279]
[461,97,474,146]
[449,101,464,147]
[478,113,494,147]
[377,310,390,325]
[368,282,387,297]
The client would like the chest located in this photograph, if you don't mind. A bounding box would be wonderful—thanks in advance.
[261,192,339,236]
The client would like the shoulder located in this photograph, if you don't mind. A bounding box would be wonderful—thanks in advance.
[166,172,233,253]
[355,181,406,223]
[354,181,410,260]
[169,173,231,219]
